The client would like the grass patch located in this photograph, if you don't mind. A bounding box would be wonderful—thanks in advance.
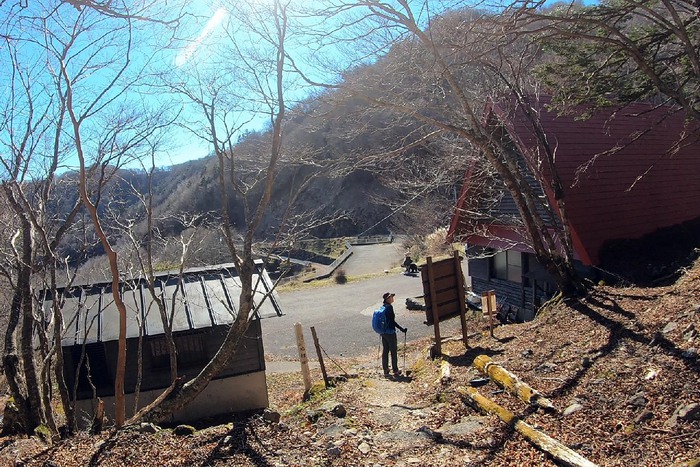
[303,238,347,258]
[275,269,402,292]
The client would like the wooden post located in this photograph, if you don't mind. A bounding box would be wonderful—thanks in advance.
[473,355,556,412]
[426,256,442,357]
[310,326,329,388]
[481,290,496,337]
[453,250,469,348]
[294,322,312,392]
[489,290,496,337]
[481,292,490,335]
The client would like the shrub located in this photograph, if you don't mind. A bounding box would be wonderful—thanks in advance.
[425,227,450,257]
[334,268,347,284]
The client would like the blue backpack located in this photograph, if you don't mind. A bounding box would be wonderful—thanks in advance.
[372,305,388,334]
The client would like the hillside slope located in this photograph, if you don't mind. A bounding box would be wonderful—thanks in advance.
[2,257,699,466]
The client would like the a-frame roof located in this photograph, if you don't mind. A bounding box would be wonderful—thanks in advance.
[449,98,700,265]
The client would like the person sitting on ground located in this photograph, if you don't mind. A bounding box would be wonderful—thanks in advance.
[403,254,419,274]
[379,292,407,378]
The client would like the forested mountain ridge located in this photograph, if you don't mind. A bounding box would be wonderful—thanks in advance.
[51,122,454,251]
[51,81,470,260]
[41,0,699,268]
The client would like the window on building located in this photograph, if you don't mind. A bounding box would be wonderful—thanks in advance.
[491,250,522,283]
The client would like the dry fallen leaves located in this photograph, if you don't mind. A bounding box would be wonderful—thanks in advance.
[1,259,699,466]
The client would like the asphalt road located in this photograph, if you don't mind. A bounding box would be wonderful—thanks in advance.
[260,243,464,359]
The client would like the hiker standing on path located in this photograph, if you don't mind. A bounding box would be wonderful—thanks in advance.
[380,292,407,378]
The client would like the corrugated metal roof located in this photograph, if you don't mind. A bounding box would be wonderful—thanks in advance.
[45,261,283,346]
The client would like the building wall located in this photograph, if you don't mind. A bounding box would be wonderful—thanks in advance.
[469,250,603,321]
[468,252,556,322]
[73,370,269,428]
[471,277,537,322]
[510,102,700,265]
[63,320,265,401]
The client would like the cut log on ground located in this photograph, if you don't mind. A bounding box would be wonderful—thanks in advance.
[473,354,556,412]
[457,386,597,467]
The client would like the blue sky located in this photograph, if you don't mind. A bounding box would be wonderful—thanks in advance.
[2,0,571,172]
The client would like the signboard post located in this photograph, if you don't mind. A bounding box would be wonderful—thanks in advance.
[454,251,469,347]
[425,257,442,357]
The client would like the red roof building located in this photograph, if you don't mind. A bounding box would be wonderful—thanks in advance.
[448,99,700,319]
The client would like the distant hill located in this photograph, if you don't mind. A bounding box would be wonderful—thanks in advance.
[52,93,467,260]
[46,8,486,263]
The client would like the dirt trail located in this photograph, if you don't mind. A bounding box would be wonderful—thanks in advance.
[360,377,407,408]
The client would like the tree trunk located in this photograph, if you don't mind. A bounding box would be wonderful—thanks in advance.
[137,309,252,423]
[90,398,105,434]
[21,280,45,432]
[1,354,29,435]
[79,186,128,428]
[52,318,74,433]
[39,356,58,435]
[53,343,73,434]
[17,222,44,433]
[108,254,127,427]
[134,261,256,423]
[484,142,585,297]
[3,265,31,435]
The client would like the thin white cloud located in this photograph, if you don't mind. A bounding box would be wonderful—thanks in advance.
[176,7,228,67]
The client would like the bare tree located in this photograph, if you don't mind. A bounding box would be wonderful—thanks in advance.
[0,9,87,433]
[300,1,584,295]
[59,48,173,431]
[115,0,378,425]
[0,0,178,433]
[127,0,339,422]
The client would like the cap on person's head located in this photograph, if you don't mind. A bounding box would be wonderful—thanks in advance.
[383,292,395,301]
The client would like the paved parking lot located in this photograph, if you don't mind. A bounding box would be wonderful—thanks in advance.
[261,242,466,360]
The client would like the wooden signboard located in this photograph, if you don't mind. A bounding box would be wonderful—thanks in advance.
[421,251,468,356]
[481,290,496,337]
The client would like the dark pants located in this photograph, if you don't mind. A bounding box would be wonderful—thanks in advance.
[381,332,399,374]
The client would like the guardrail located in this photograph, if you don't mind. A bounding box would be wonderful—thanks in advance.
[295,235,393,250]
[347,235,393,245]
[274,235,396,284]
